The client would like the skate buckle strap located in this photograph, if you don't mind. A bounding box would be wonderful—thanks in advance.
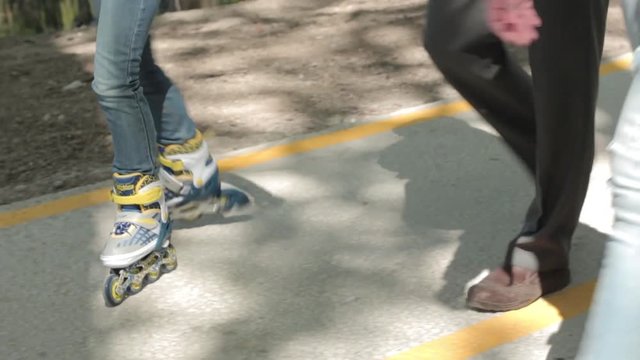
[159,155,185,172]
[159,168,188,195]
[111,186,163,206]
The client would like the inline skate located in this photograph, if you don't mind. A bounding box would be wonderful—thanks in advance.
[100,173,177,307]
[158,130,251,220]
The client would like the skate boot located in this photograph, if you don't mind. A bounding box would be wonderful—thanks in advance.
[101,173,177,307]
[158,130,251,221]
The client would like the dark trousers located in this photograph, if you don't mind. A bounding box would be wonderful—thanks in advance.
[423,0,609,271]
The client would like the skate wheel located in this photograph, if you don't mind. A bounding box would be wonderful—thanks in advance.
[146,266,161,284]
[162,245,178,272]
[103,273,125,307]
[128,278,143,294]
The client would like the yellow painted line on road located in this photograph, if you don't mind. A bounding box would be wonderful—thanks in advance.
[0,55,632,229]
[600,53,632,76]
[218,100,471,172]
[0,100,469,229]
[0,188,111,228]
[384,54,631,359]
[387,281,596,360]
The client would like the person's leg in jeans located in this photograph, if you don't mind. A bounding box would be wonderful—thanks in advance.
[92,0,198,147]
[92,0,174,306]
[423,0,608,311]
[93,0,248,306]
[93,0,160,175]
[139,38,195,145]
[138,38,250,220]
[576,0,640,357]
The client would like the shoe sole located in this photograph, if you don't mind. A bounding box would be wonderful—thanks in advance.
[466,268,571,312]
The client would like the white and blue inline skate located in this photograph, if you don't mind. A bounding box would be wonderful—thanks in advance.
[158,130,251,221]
[101,130,251,306]
[101,173,177,307]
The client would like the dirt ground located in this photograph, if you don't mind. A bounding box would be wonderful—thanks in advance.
[0,0,631,205]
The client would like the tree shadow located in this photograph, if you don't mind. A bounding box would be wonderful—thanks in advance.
[0,199,101,359]
[379,115,534,309]
[0,31,111,205]
[160,143,447,359]
[147,1,438,153]
[1,1,634,359]
[0,26,110,359]
[377,112,611,359]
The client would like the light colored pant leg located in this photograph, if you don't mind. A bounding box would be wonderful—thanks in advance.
[576,4,640,356]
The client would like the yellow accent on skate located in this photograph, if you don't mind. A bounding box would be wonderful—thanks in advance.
[110,278,124,302]
[111,187,163,206]
[161,129,204,156]
[158,155,185,172]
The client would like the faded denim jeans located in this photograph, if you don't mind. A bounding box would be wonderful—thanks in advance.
[92,0,196,175]
[576,0,640,358]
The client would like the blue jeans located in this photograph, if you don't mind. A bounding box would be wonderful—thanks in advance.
[92,0,196,175]
[576,1,640,358]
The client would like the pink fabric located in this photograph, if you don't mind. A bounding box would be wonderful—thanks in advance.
[486,0,542,46]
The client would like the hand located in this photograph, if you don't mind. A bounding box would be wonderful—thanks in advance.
[486,0,542,46]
